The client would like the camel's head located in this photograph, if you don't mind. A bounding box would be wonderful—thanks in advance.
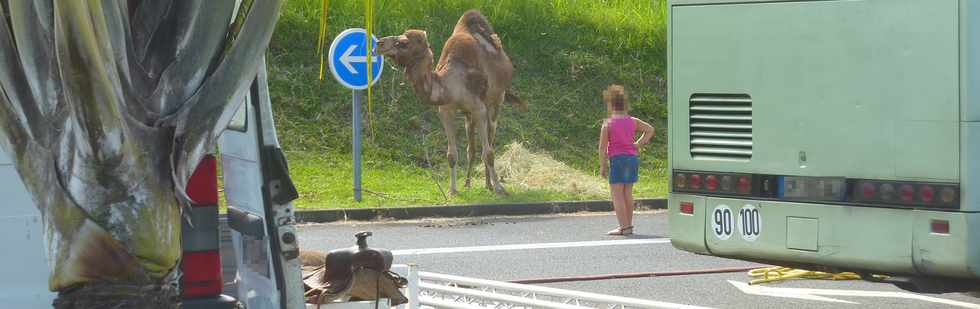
[377,30,432,67]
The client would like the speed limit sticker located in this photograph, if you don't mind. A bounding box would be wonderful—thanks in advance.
[739,204,762,241]
[711,205,734,240]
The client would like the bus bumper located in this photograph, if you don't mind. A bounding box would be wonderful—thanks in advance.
[668,193,980,280]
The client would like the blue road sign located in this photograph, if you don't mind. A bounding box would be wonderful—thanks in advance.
[328,28,384,90]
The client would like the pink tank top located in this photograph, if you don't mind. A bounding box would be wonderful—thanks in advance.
[606,115,637,157]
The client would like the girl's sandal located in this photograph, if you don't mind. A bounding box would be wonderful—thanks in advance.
[621,226,634,235]
[606,226,634,236]
[606,227,624,235]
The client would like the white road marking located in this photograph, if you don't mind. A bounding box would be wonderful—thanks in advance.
[729,280,980,308]
[392,238,671,256]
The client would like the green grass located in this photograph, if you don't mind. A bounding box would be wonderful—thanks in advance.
[269,0,669,209]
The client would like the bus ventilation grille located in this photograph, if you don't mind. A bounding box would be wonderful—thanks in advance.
[689,94,752,161]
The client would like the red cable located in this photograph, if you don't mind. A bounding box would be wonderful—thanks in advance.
[508,266,766,284]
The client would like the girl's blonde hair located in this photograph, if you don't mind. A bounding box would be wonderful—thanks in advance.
[602,84,629,112]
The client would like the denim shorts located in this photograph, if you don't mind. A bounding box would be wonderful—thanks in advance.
[609,155,639,184]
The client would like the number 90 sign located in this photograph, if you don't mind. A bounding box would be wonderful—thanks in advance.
[711,205,734,240]
[712,204,762,241]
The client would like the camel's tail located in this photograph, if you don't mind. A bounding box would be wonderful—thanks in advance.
[505,90,528,112]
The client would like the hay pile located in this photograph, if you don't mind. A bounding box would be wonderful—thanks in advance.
[481,142,607,197]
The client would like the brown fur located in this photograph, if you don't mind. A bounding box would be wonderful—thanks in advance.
[378,10,526,195]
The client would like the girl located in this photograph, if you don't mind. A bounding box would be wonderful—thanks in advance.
[598,85,655,236]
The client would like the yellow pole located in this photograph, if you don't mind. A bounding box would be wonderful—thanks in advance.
[365,0,375,136]
[317,0,330,80]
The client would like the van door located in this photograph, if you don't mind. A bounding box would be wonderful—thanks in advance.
[0,149,56,308]
[219,58,305,309]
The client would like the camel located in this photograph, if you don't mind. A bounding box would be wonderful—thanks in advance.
[377,10,527,196]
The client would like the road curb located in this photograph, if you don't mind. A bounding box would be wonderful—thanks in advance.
[294,198,666,223]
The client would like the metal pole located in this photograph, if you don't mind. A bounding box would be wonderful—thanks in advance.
[353,90,362,201]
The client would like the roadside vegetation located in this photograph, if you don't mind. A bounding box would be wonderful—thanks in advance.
[266,0,669,208]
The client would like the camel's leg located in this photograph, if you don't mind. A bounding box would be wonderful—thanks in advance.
[484,103,501,190]
[463,114,477,188]
[474,105,508,196]
[438,107,459,196]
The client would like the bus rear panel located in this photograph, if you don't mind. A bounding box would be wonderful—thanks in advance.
[667,0,980,280]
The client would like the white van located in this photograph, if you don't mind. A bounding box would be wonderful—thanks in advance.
[0,60,305,309]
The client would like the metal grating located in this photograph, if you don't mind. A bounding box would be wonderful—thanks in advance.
[689,94,752,161]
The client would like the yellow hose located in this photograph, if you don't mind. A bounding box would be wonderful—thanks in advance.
[747,266,874,285]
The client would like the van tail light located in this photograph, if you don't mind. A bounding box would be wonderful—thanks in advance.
[182,251,223,298]
[181,155,223,299]
[185,155,218,205]
[931,220,950,234]
[680,202,694,215]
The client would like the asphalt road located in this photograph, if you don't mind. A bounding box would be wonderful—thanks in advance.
[295,211,980,309]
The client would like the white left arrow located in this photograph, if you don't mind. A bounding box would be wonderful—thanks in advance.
[340,44,382,75]
[728,280,980,308]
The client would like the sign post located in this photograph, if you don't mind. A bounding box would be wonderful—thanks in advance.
[328,28,383,201]
[352,91,362,201]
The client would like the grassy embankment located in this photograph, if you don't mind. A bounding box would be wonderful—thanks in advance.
[266,0,669,208]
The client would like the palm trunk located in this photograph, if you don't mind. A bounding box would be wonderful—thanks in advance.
[0,0,282,307]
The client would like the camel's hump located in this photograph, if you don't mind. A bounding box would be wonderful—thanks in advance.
[454,10,501,51]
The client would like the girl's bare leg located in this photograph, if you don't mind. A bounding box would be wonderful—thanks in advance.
[609,184,628,232]
[624,183,635,229]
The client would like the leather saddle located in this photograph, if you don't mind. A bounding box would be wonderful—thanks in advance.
[302,232,408,306]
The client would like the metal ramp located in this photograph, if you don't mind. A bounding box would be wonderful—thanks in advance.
[307,265,713,309]
[417,272,713,309]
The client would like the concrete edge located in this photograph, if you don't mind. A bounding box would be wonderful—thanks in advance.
[292,198,667,223]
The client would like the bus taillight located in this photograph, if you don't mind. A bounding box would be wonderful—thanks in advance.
[705,175,718,191]
[720,176,733,191]
[900,185,915,202]
[737,176,751,193]
[919,186,935,203]
[941,187,957,204]
[851,181,959,209]
[673,170,754,195]
[690,174,703,190]
[675,174,687,189]
[880,184,896,201]
[860,182,876,199]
